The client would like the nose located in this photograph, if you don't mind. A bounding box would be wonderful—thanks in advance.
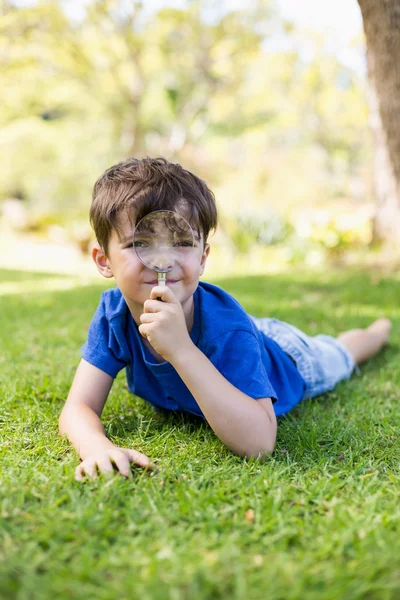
[150,249,175,272]
[153,260,173,271]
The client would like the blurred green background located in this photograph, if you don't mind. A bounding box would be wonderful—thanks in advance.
[0,0,380,276]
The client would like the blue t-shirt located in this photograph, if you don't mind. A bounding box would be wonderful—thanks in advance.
[82,282,305,417]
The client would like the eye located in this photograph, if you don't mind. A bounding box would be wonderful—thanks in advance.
[133,241,148,248]
[174,241,193,248]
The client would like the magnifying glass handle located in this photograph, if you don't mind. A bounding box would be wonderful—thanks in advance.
[157,272,167,286]
[157,272,166,301]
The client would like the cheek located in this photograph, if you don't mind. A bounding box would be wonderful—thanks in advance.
[114,256,144,283]
[182,262,204,283]
[185,248,206,272]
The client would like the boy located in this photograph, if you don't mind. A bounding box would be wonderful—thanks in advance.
[59,157,391,480]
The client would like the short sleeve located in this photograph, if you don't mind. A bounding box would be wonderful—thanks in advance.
[210,330,277,401]
[82,294,130,378]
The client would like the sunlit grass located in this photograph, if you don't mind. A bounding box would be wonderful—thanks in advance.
[1,267,400,599]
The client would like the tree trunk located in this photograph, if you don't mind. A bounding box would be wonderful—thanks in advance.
[357,0,400,244]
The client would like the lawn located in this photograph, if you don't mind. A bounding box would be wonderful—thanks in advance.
[1,266,400,600]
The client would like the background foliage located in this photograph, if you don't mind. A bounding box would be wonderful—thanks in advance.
[0,0,372,264]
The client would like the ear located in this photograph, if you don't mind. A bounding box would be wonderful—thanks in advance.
[92,244,114,278]
[199,243,210,276]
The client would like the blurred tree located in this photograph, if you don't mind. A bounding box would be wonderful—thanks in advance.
[0,0,273,216]
[357,0,400,245]
[147,3,272,158]
[0,0,372,241]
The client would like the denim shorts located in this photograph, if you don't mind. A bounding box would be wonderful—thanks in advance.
[250,317,357,399]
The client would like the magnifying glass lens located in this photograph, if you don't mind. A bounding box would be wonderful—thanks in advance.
[133,211,195,284]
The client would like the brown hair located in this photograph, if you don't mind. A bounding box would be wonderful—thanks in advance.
[90,157,218,255]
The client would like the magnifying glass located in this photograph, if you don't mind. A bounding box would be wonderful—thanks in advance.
[133,210,195,286]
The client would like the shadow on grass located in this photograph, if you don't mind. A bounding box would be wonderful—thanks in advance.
[104,403,209,439]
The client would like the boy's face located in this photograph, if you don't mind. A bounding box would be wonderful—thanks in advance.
[93,210,210,312]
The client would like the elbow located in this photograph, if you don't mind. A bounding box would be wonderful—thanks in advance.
[242,442,275,461]
[236,434,276,460]
[224,436,275,460]
[239,422,277,459]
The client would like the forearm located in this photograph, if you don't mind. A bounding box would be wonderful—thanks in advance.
[59,403,115,460]
[171,345,277,457]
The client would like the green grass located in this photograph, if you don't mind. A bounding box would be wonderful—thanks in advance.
[1,266,400,600]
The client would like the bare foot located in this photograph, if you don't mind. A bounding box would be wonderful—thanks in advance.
[337,318,392,365]
[367,318,392,344]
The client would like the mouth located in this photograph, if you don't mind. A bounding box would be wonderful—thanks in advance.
[144,280,179,285]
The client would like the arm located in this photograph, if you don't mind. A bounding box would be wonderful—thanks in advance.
[140,287,277,458]
[171,346,277,458]
[59,359,114,457]
[59,359,152,479]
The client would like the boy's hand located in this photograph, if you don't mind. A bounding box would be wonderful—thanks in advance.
[74,446,154,481]
[139,285,193,363]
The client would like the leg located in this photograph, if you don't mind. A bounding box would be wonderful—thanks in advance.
[337,318,392,365]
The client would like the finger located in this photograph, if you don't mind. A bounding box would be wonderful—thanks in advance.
[75,461,96,481]
[143,299,164,314]
[149,286,177,303]
[110,450,133,479]
[140,312,158,324]
[126,449,155,470]
[138,323,152,339]
[96,456,116,478]
[75,463,85,481]
[84,461,99,479]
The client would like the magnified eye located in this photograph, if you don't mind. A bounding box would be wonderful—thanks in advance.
[133,240,148,248]
[173,236,194,247]
[174,241,192,248]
